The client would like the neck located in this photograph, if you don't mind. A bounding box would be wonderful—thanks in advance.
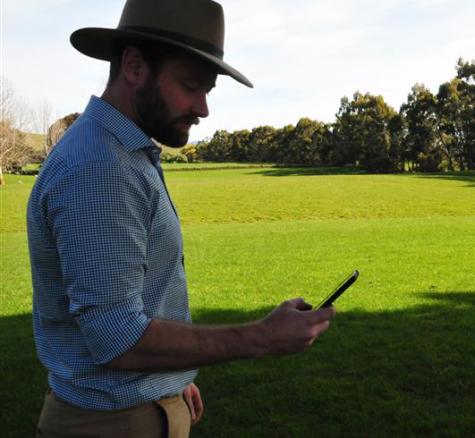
[101,82,138,124]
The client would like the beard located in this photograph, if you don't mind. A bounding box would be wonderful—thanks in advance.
[134,75,199,147]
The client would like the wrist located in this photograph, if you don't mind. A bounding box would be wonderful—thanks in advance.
[242,320,269,359]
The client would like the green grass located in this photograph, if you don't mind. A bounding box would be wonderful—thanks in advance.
[0,175,33,233]
[162,162,275,171]
[1,169,474,437]
[166,168,475,224]
[21,163,41,172]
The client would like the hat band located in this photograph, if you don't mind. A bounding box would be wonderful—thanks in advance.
[121,26,224,59]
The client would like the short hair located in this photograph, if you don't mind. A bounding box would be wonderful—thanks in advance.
[107,40,184,86]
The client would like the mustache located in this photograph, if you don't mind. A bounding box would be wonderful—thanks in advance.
[174,115,200,126]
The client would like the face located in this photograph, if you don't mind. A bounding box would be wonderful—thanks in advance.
[134,54,217,147]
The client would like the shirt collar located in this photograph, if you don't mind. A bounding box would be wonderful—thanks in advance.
[83,95,155,152]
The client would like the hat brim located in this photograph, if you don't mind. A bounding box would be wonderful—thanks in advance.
[70,27,253,88]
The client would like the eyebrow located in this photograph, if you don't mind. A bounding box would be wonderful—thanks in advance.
[181,75,216,92]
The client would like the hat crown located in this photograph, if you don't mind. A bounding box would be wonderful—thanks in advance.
[70,0,253,87]
[119,0,225,52]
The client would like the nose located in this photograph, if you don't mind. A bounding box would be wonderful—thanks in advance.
[193,92,209,119]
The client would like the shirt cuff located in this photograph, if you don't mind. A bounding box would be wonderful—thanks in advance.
[75,297,151,365]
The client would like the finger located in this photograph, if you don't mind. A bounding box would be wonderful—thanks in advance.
[305,320,331,348]
[184,391,196,423]
[310,306,336,323]
[193,391,204,423]
[315,320,331,335]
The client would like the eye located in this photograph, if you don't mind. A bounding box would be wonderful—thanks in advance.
[182,81,199,92]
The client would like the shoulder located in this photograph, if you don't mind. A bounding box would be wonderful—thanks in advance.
[34,122,152,204]
[51,114,121,167]
[36,115,129,189]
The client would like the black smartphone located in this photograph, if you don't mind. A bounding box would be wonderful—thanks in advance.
[316,270,359,308]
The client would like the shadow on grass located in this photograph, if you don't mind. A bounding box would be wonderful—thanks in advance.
[191,292,475,437]
[0,313,47,438]
[251,166,368,177]
[251,168,475,185]
[413,171,475,187]
[2,292,475,437]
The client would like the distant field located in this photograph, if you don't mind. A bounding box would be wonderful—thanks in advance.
[1,169,474,437]
[24,132,45,151]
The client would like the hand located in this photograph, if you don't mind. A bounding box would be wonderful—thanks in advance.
[260,298,336,355]
[183,382,204,425]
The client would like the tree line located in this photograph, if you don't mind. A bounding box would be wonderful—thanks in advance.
[193,58,475,172]
[1,58,474,185]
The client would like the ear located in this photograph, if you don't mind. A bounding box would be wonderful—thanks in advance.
[121,46,150,88]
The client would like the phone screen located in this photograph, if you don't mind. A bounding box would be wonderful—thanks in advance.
[317,270,359,308]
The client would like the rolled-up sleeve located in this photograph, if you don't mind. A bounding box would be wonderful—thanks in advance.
[45,161,152,364]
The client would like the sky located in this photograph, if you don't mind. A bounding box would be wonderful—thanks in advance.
[2,0,474,141]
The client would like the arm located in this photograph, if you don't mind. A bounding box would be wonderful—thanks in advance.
[107,298,335,371]
[47,162,153,365]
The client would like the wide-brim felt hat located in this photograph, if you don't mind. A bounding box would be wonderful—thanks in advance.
[70,0,253,88]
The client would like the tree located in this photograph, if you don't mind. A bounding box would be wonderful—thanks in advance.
[456,57,475,83]
[455,58,475,169]
[196,129,231,161]
[310,122,333,166]
[273,124,295,164]
[285,118,320,165]
[0,78,35,185]
[246,126,275,162]
[332,96,359,166]
[181,144,198,162]
[0,120,34,184]
[334,92,400,172]
[436,79,465,170]
[228,129,251,162]
[387,113,404,172]
[432,59,475,171]
[36,100,53,156]
[400,84,441,171]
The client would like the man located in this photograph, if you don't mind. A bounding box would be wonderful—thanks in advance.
[27,0,336,436]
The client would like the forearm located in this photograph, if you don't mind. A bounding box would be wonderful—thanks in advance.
[106,299,336,372]
[106,318,268,371]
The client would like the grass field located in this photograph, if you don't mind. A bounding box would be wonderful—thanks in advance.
[1,169,474,437]
[162,162,275,171]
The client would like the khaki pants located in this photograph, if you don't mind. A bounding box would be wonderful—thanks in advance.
[36,389,192,438]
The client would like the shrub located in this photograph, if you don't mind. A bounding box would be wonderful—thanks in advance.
[173,153,188,163]
[160,152,176,163]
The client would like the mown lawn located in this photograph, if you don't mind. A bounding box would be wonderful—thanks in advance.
[1,169,474,437]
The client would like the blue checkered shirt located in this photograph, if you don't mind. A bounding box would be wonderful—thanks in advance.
[27,96,197,410]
